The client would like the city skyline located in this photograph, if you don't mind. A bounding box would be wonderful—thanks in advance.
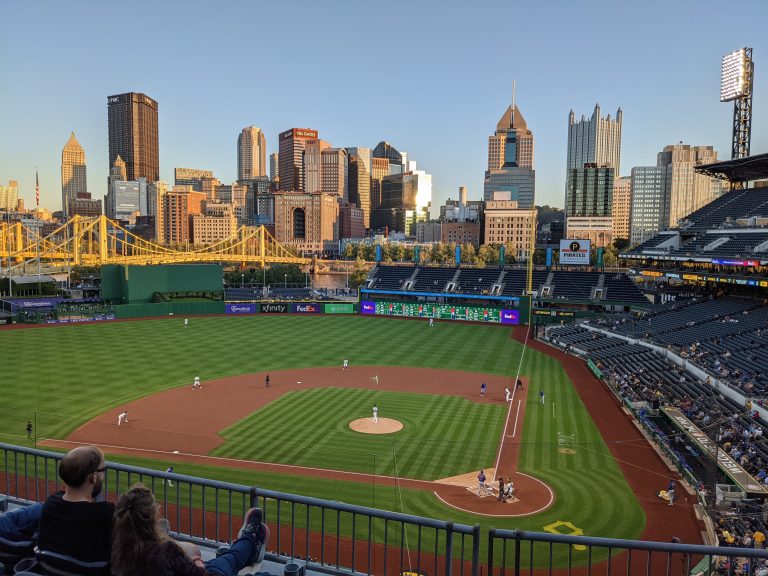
[0,0,766,215]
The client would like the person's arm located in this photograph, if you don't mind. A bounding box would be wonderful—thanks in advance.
[162,541,209,576]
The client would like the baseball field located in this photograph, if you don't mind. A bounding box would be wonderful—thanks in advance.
[0,314,702,568]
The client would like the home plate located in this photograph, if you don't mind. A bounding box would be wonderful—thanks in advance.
[173,450,179,454]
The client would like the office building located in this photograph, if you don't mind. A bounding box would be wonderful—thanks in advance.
[0,180,19,211]
[483,197,536,259]
[69,197,102,218]
[373,167,431,235]
[321,148,348,198]
[483,104,535,207]
[370,157,390,224]
[372,141,406,174]
[340,202,365,239]
[175,168,214,192]
[567,104,623,174]
[278,128,318,191]
[105,177,146,224]
[441,186,483,223]
[416,222,442,243]
[147,181,168,218]
[628,144,724,245]
[564,104,623,247]
[269,152,279,186]
[629,166,668,246]
[238,126,267,180]
[346,147,372,228]
[303,139,331,194]
[192,202,237,245]
[107,92,159,182]
[61,132,88,216]
[273,191,339,253]
[155,187,205,246]
[659,144,723,227]
[612,176,632,240]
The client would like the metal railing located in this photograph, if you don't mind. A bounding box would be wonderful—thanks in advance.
[488,529,768,576]
[0,443,478,576]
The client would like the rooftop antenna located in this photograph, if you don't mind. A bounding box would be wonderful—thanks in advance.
[512,79,516,110]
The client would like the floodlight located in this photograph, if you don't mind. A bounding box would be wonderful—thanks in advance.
[720,48,749,102]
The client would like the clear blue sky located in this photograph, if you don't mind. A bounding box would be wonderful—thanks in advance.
[1,0,766,214]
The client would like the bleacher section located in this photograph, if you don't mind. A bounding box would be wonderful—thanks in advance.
[367,265,415,291]
[680,186,768,231]
[670,231,768,258]
[603,275,650,304]
[411,267,456,292]
[454,268,502,294]
[500,270,548,296]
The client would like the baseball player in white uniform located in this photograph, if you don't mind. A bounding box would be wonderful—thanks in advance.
[193,376,201,390]
[343,359,349,370]
[371,375,379,385]
[184,318,188,327]
[372,403,378,423]
[429,317,434,327]
[118,411,128,426]
[505,386,511,402]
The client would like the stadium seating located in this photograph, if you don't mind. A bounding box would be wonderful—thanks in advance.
[454,268,503,294]
[680,186,768,231]
[410,267,457,292]
[366,265,415,291]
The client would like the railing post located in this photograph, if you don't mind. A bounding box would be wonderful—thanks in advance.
[487,528,494,576]
[471,524,480,576]
[445,521,454,576]
[513,530,521,576]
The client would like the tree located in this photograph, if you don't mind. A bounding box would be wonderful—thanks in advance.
[478,244,499,267]
[461,243,477,264]
[349,258,369,288]
[342,243,357,260]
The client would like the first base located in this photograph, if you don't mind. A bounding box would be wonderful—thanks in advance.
[173,450,179,454]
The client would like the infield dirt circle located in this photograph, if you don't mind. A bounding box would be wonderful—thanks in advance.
[349,417,403,434]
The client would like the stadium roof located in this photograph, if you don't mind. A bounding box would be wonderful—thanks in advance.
[696,153,768,182]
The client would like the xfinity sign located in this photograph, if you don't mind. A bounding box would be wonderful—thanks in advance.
[559,239,591,265]
[262,303,288,313]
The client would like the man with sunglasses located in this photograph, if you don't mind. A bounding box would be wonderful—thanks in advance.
[37,446,115,563]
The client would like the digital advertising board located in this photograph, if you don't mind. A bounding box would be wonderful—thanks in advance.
[360,300,518,324]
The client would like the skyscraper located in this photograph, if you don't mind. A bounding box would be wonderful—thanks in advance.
[567,104,623,174]
[237,126,267,180]
[346,147,372,228]
[320,148,348,199]
[107,92,159,182]
[270,153,279,186]
[61,132,87,216]
[278,128,318,191]
[564,104,623,246]
[303,139,331,194]
[483,104,536,206]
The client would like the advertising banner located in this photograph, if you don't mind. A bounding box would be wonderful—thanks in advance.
[324,303,354,314]
[226,303,258,314]
[545,247,552,268]
[559,239,591,265]
[44,314,116,324]
[291,303,322,313]
[361,301,376,314]
[6,298,64,309]
[500,310,520,325]
[261,303,289,313]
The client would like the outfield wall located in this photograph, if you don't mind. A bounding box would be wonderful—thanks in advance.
[102,264,224,303]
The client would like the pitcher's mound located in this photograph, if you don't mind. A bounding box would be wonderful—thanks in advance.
[349,418,403,434]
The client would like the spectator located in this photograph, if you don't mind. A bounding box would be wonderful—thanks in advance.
[111,483,269,576]
[0,502,43,539]
[37,446,114,563]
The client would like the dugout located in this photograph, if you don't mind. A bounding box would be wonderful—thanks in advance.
[101,264,224,304]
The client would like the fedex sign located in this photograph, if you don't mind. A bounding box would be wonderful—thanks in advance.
[500,310,520,325]
[361,301,376,314]
[291,303,321,313]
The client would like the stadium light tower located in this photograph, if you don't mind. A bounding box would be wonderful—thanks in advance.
[720,48,754,162]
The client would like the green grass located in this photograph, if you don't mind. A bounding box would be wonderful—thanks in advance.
[213,388,506,479]
[0,315,646,565]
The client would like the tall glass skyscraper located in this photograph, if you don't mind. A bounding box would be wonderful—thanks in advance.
[61,132,87,216]
[483,104,535,206]
[107,92,159,183]
[238,126,267,180]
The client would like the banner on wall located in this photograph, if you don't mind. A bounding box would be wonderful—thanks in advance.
[226,303,258,314]
[559,239,591,265]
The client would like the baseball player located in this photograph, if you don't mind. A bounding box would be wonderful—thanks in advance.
[372,403,378,423]
[516,378,523,390]
[667,479,676,506]
[184,318,188,327]
[118,411,128,426]
[477,470,491,496]
[429,317,434,327]
[165,466,174,487]
[26,421,33,439]
[505,386,511,402]
[480,382,487,397]
[265,374,271,389]
[192,376,201,390]
[343,359,349,370]
[539,390,545,405]
[371,374,379,385]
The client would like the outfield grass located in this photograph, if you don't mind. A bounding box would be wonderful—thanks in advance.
[0,315,646,557]
[213,388,506,479]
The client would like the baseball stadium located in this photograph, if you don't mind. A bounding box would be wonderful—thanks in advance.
[2,61,768,576]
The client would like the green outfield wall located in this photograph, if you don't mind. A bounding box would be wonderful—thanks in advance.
[101,264,224,303]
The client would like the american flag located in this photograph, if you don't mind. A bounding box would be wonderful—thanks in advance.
[35,169,39,207]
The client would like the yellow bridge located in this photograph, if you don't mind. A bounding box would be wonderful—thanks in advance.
[0,215,309,270]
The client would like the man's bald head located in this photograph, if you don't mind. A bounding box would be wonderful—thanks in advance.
[59,446,104,489]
